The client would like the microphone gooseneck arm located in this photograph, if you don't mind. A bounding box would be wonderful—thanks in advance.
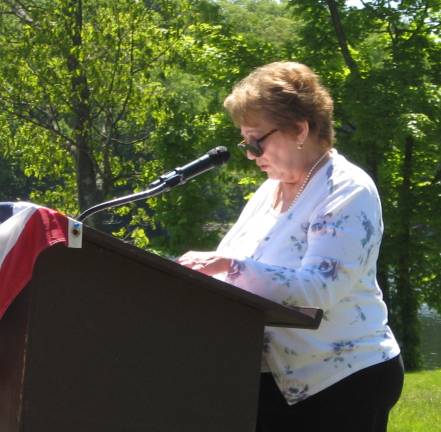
[77,183,168,222]
[77,146,230,222]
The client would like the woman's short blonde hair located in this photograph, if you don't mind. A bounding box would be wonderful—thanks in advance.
[224,61,335,147]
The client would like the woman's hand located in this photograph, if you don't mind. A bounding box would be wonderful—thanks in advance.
[177,251,231,276]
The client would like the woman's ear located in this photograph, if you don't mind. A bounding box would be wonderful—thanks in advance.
[294,120,309,150]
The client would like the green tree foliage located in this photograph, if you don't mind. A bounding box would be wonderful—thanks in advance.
[0,0,262,253]
[0,0,439,369]
[289,0,441,369]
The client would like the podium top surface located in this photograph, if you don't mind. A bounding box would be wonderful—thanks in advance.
[82,227,322,330]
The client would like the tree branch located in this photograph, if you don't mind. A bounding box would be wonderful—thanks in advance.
[325,0,359,76]
[2,0,36,25]
[0,100,74,148]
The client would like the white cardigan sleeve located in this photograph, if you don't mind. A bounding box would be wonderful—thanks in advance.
[225,181,383,311]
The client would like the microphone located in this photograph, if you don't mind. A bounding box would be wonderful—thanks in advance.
[77,146,230,222]
[148,146,230,189]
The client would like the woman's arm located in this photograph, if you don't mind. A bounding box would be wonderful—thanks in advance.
[225,184,383,310]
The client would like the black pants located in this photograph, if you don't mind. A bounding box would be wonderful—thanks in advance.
[256,355,404,432]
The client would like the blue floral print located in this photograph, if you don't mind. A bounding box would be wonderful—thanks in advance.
[310,212,350,237]
[326,164,335,194]
[324,340,356,368]
[301,222,310,233]
[264,267,292,287]
[284,347,298,356]
[359,211,375,247]
[283,381,310,404]
[350,304,367,324]
[317,258,339,280]
[282,296,299,308]
[263,331,273,353]
[263,266,297,282]
[290,235,305,252]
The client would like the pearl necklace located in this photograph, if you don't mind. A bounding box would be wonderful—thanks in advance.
[275,150,330,211]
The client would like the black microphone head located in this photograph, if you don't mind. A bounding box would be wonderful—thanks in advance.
[207,146,230,166]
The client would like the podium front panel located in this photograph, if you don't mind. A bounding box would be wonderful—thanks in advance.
[15,241,264,432]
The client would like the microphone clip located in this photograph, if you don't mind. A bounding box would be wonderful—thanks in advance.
[148,169,185,190]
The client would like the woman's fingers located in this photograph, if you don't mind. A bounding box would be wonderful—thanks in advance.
[176,251,230,275]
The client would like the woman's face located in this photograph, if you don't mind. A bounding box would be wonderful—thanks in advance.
[240,120,302,183]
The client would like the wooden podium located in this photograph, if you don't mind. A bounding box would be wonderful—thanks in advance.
[0,227,322,432]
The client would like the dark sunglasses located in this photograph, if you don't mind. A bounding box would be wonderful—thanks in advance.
[237,129,278,157]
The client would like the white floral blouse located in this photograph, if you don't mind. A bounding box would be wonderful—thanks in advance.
[216,149,400,405]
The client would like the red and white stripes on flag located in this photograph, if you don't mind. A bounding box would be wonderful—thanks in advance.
[0,202,82,318]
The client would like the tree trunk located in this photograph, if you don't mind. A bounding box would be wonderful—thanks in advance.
[325,0,359,76]
[396,135,421,370]
[64,0,99,213]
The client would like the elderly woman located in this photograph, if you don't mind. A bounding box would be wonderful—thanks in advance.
[177,62,403,432]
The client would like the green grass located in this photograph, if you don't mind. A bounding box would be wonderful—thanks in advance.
[389,369,441,432]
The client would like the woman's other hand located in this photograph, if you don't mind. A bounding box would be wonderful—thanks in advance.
[177,251,231,276]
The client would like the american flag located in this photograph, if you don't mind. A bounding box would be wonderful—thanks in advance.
[0,202,82,318]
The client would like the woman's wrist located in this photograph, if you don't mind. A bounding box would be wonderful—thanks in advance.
[219,257,233,274]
